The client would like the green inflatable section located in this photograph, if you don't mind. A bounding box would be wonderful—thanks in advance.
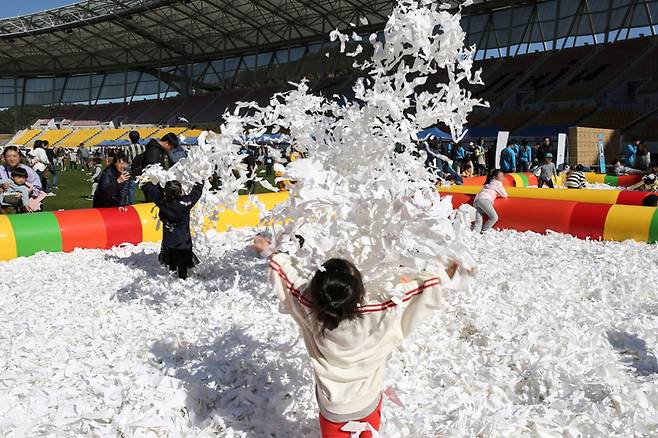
[649,209,658,244]
[8,212,63,257]
[604,175,619,186]
[518,173,529,187]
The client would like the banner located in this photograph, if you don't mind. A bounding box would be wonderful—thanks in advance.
[557,133,567,168]
[495,131,509,169]
[597,133,606,174]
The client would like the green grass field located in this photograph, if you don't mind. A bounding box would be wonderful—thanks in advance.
[41,166,278,211]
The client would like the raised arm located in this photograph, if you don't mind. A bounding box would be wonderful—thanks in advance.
[253,235,307,315]
[182,182,204,207]
[396,261,466,339]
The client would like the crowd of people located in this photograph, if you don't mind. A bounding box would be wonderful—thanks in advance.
[419,136,560,182]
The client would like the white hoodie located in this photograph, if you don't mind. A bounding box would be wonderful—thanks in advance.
[268,253,467,422]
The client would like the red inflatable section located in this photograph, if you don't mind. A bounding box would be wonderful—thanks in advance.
[525,174,539,186]
[54,209,108,252]
[446,193,474,208]
[462,176,487,186]
[616,191,651,206]
[568,202,612,240]
[493,198,578,234]
[616,175,644,187]
[98,207,143,248]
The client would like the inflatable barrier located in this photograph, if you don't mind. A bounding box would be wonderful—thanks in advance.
[1,186,655,262]
[0,192,290,262]
[461,173,644,188]
[438,185,655,206]
[446,193,658,243]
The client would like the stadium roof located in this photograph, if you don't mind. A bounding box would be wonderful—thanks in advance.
[0,0,655,108]
[0,0,513,76]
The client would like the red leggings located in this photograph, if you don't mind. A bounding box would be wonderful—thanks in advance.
[319,398,382,438]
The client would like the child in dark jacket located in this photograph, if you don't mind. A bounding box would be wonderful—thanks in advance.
[145,180,204,279]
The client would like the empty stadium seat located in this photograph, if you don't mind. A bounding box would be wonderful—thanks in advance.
[57,129,101,147]
[89,129,129,146]
[38,129,73,146]
[11,129,42,145]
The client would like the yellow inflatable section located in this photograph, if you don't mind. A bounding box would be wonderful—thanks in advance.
[438,185,621,204]
[0,216,17,260]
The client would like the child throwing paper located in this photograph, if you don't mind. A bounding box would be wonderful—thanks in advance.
[253,235,467,437]
[145,181,204,279]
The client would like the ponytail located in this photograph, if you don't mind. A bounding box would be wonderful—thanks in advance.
[307,258,365,333]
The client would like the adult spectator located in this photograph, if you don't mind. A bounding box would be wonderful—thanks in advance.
[127,130,141,162]
[78,143,90,170]
[625,138,640,168]
[473,139,487,176]
[161,132,186,165]
[138,134,168,202]
[612,159,643,176]
[93,153,131,208]
[0,146,42,198]
[43,140,59,190]
[29,140,52,195]
[636,143,651,171]
[452,142,465,172]
[500,142,517,173]
[518,140,533,172]
[537,137,554,163]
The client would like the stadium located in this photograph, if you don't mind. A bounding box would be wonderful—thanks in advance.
[1,0,658,437]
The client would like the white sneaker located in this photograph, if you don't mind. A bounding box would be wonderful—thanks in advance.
[46,192,57,197]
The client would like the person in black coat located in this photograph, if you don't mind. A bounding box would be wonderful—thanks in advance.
[142,137,167,168]
[92,153,130,208]
[144,180,204,279]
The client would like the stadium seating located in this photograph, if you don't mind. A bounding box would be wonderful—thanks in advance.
[136,97,184,124]
[152,127,187,138]
[89,129,129,145]
[118,127,159,141]
[39,129,73,146]
[581,103,652,129]
[543,39,652,102]
[12,129,42,145]
[530,107,596,127]
[57,128,101,147]
[479,110,538,132]
[182,129,204,138]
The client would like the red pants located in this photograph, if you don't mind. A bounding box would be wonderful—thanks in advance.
[319,398,382,438]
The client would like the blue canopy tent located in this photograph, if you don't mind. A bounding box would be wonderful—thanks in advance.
[181,136,199,145]
[98,139,130,147]
[416,127,451,141]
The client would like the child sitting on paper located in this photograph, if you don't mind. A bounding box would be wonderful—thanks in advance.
[253,234,469,438]
[0,167,33,213]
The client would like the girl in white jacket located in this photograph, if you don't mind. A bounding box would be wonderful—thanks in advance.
[253,235,466,437]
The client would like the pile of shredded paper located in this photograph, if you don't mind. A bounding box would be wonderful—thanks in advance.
[1,229,657,436]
